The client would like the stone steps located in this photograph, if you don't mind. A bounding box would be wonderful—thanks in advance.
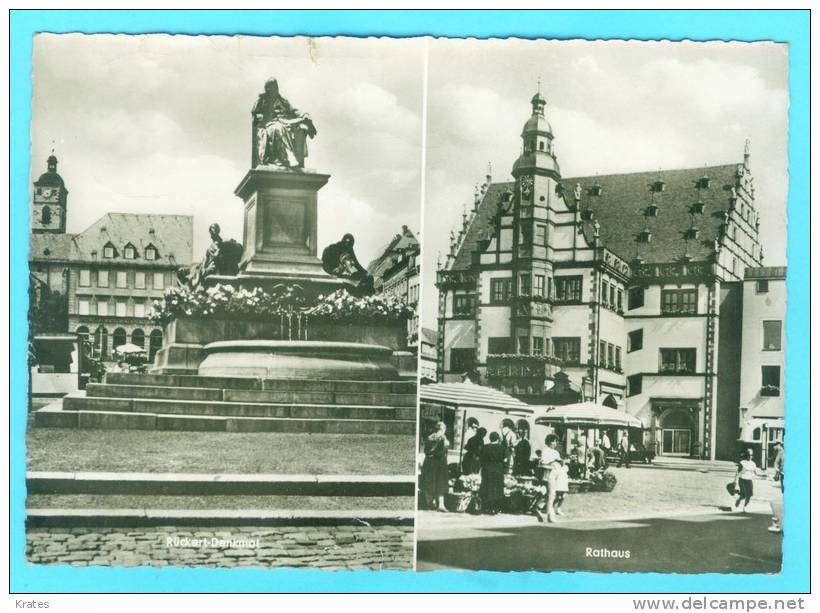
[35,405,416,434]
[85,383,417,407]
[62,395,416,421]
[103,372,417,394]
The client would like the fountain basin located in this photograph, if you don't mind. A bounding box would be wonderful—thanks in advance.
[198,340,399,381]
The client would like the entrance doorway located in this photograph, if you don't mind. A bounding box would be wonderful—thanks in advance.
[662,428,691,455]
[658,408,694,456]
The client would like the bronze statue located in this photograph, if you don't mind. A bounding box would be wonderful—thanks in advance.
[252,78,316,169]
[178,223,243,288]
[321,234,374,296]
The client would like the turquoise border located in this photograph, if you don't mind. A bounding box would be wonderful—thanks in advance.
[10,9,809,593]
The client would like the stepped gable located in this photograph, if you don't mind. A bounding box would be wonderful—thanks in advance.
[449,163,742,269]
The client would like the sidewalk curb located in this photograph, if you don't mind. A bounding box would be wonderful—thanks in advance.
[26,508,415,528]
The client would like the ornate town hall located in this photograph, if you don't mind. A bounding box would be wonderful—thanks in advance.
[436,89,772,461]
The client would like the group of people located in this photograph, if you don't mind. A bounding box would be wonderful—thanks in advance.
[420,418,578,522]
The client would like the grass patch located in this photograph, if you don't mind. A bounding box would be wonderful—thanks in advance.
[27,428,415,475]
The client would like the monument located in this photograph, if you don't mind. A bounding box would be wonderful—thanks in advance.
[150,79,409,379]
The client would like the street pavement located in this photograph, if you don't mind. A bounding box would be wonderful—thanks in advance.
[417,508,782,573]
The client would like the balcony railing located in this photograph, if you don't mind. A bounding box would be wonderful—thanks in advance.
[485,353,562,379]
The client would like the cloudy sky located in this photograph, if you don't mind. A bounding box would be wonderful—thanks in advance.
[31,36,788,329]
[422,39,789,326]
[31,34,424,266]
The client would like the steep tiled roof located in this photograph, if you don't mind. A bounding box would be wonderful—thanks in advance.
[29,213,194,267]
[367,226,420,279]
[449,163,742,269]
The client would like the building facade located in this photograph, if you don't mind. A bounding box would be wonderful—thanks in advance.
[737,266,786,466]
[436,90,769,461]
[368,225,421,346]
[28,155,194,364]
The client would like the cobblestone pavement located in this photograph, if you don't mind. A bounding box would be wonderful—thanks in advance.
[27,525,414,570]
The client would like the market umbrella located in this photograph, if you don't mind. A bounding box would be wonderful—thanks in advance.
[532,401,643,428]
[114,343,146,355]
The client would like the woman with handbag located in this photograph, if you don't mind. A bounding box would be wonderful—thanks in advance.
[421,421,450,512]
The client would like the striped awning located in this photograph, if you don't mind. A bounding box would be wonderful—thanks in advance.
[532,401,644,428]
[419,381,533,413]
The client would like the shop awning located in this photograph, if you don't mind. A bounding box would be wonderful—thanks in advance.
[532,401,644,428]
[739,417,785,443]
[419,381,533,413]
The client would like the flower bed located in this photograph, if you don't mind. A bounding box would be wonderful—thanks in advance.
[150,284,415,329]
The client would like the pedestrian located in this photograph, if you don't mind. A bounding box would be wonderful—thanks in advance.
[461,420,484,475]
[616,431,631,468]
[535,433,564,523]
[769,442,785,534]
[421,421,450,512]
[513,422,532,476]
[552,460,570,518]
[501,418,518,474]
[590,440,607,471]
[733,448,758,513]
[479,431,506,515]
[601,430,612,453]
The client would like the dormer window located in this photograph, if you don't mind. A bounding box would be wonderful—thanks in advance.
[103,242,116,258]
[685,227,700,240]
[646,204,659,217]
[123,243,137,260]
[696,176,711,189]
[650,180,666,193]
[580,209,594,221]
[590,184,603,197]
[638,229,652,243]
[145,245,158,261]
[691,201,705,214]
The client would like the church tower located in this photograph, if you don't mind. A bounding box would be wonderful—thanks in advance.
[31,153,68,234]
[509,88,562,356]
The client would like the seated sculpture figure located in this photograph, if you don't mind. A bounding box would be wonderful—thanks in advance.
[321,233,374,296]
[178,223,243,289]
[253,78,317,169]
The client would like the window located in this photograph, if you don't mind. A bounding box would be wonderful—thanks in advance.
[761,366,781,396]
[450,348,475,374]
[519,273,531,296]
[518,335,530,354]
[628,329,644,352]
[661,289,697,314]
[762,320,782,351]
[534,275,545,298]
[135,271,146,289]
[41,205,52,225]
[601,281,609,307]
[532,337,544,356]
[115,300,126,317]
[553,337,581,365]
[607,343,615,369]
[78,299,90,316]
[116,271,128,288]
[628,286,645,310]
[124,245,136,259]
[488,337,512,354]
[490,278,512,304]
[535,225,546,245]
[145,246,157,261]
[756,280,769,294]
[659,348,696,374]
[97,270,109,288]
[615,346,622,371]
[103,244,115,258]
[627,374,643,397]
[453,294,474,316]
[554,276,582,303]
[153,272,165,290]
[79,269,91,287]
[599,340,607,367]
[617,289,624,312]
[96,300,109,316]
[609,284,616,309]
[134,302,146,319]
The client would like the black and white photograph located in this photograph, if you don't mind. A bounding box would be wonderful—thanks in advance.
[416,39,788,573]
[26,34,423,570]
